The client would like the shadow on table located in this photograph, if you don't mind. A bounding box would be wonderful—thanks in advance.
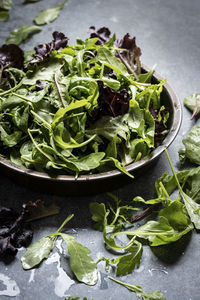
[150,231,192,264]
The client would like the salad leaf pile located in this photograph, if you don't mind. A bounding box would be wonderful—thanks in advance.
[90,149,200,282]
[0,29,169,177]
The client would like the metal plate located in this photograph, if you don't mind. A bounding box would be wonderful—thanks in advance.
[0,64,182,195]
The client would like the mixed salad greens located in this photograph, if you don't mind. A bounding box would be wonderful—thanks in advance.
[0,27,170,177]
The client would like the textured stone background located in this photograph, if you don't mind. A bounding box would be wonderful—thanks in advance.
[0,0,200,299]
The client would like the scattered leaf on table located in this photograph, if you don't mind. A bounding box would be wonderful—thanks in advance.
[34,1,67,25]
[184,93,200,119]
[60,233,98,286]
[89,202,106,231]
[24,200,60,222]
[114,242,143,276]
[6,25,42,45]
[21,236,55,269]
[108,276,166,300]
[179,126,200,165]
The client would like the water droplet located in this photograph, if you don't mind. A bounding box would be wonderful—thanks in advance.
[0,273,20,297]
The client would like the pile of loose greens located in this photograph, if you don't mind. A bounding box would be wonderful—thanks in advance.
[0,28,169,177]
[18,147,200,300]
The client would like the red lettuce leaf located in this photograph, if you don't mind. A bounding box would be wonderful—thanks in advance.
[0,200,60,257]
[0,44,24,69]
[33,31,68,62]
[91,81,130,121]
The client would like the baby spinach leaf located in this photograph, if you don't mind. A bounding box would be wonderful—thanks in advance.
[179,126,200,165]
[60,233,98,286]
[0,125,22,147]
[67,152,105,172]
[6,25,42,45]
[34,1,67,25]
[108,276,166,300]
[21,236,55,269]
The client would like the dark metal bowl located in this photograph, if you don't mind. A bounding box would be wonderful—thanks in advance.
[0,64,182,195]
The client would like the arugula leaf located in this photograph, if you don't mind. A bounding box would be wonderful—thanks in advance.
[0,29,170,177]
[184,93,200,119]
[179,126,200,165]
[108,276,166,300]
[21,214,98,286]
[21,214,74,269]
[60,233,98,286]
[6,25,42,45]
[21,236,55,269]
[181,192,200,230]
[34,1,67,25]
[89,202,106,231]
[113,242,143,276]
[165,149,200,229]
[111,200,193,246]
[96,47,129,77]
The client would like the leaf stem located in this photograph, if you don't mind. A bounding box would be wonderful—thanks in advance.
[117,51,138,80]
[108,276,141,293]
[164,149,182,192]
[54,61,66,108]
[12,92,33,102]
[56,214,74,233]
[159,181,172,202]
[0,79,23,96]
[130,205,156,223]
[30,110,51,129]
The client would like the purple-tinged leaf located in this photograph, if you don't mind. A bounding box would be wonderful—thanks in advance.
[0,44,24,69]
[33,31,68,62]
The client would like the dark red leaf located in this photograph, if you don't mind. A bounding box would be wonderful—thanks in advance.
[34,31,68,62]
[0,44,24,69]
[0,200,60,257]
[91,81,130,121]
[89,26,111,45]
